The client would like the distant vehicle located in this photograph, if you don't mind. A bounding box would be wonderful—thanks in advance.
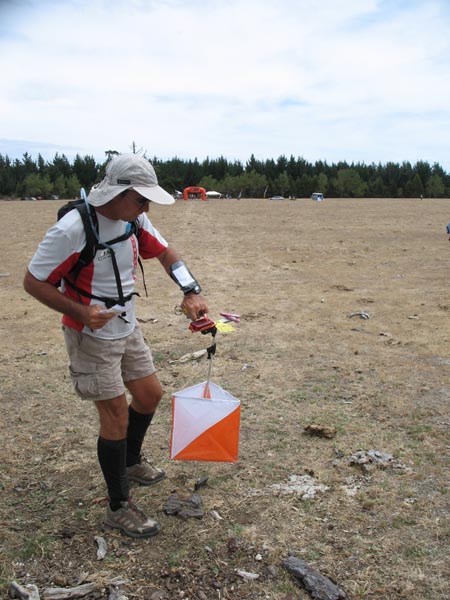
[269,195,285,200]
[311,192,324,201]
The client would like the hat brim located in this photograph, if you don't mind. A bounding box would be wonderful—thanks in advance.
[88,183,175,207]
[133,185,175,205]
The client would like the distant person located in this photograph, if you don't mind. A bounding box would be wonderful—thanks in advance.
[24,153,209,539]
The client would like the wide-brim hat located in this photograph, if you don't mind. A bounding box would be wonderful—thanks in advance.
[88,153,175,206]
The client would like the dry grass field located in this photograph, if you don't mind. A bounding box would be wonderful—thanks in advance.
[1,197,449,600]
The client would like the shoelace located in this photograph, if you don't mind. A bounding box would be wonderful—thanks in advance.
[94,496,143,515]
[127,498,148,520]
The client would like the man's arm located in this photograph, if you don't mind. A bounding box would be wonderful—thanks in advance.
[157,247,209,321]
[23,270,116,330]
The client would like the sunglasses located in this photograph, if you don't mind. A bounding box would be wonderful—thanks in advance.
[120,190,150,207]
[134,196,150,208]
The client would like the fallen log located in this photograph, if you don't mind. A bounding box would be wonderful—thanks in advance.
[41,583,97,599]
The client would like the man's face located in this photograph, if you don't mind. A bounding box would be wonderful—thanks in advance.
[107,189,151,221]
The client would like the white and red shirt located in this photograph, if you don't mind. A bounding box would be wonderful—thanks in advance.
[28,208,168,340]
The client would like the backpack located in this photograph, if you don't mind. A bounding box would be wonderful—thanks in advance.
[56,199,146,309]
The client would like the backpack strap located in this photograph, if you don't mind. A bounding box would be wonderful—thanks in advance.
[63,212,148,308]
[63,277,138,321]
[105,221,147,297]
[94,219,148,300]
[69,203,99,280]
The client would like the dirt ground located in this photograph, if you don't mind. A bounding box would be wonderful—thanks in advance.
[1,197,449,600]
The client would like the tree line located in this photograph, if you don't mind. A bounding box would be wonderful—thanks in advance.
[0,151,449,199]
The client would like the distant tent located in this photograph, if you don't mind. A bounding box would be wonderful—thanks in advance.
[311,192,324,201]
[183,186,206,201]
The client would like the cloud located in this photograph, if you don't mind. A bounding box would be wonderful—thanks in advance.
[0,138,82,160]
[0,0,449,169]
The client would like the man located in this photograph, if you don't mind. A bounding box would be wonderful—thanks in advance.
[24,153,209,538]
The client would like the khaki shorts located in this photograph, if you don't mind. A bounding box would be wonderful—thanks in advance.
[63,325,156,401]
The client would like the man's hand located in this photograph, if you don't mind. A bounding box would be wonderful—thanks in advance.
[83,304,118,330]
[23,271,118,330]
[181,293,209,321]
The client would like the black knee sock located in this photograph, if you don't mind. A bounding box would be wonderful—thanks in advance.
[97,437,129,511]
[126,405,154,467]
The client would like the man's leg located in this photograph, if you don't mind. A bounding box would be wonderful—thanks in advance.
[94,394,160,538]
[63,327,160,537]
[94,394,130,508]
[124,373,166,485]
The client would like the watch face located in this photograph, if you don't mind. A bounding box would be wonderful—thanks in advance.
[184,285,201,295]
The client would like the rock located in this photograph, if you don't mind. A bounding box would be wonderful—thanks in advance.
[163,493,204,519]
[108,588,128,600]
[50,576,68,588]
[9,581,40,600]
[304,425,337,439]
[266,564,279,578]
[268,474,330,499]
[94,535,107,560]
[142,588,165,600]
[210,510,223,521]
[211,580,223,589]
[194,476,209,491]
[349,450,412,473]
[282,556,347,600]
[236,570,260,580]
[227,536,240,553]
[149,591,167,600]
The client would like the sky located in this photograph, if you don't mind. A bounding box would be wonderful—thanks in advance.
[1,0,450,171]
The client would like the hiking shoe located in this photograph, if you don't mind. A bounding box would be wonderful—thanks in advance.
[126,460,166,486]
[104,500,160,538]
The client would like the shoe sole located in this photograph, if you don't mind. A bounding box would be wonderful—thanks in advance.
[104,521,161,539]
[127,471,167,486]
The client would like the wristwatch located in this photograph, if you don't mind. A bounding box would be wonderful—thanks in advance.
[184,283,202,295]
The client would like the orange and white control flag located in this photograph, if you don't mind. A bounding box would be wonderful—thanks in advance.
[170,381,240,463]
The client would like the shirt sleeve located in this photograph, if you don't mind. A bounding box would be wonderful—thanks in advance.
[137,214,169,259]
[28,212,86,284]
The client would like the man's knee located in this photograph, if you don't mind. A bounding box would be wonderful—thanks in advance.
[133,387,163,413]
[127,375,163,412]
[95,396,129,439]
[149,380,163,404]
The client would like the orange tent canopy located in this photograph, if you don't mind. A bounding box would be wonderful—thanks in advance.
[183,186,206,201]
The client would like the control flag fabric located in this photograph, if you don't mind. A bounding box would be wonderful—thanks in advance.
[170,381,240,462]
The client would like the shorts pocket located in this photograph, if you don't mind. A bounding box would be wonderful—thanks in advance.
[69,360,100,399]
